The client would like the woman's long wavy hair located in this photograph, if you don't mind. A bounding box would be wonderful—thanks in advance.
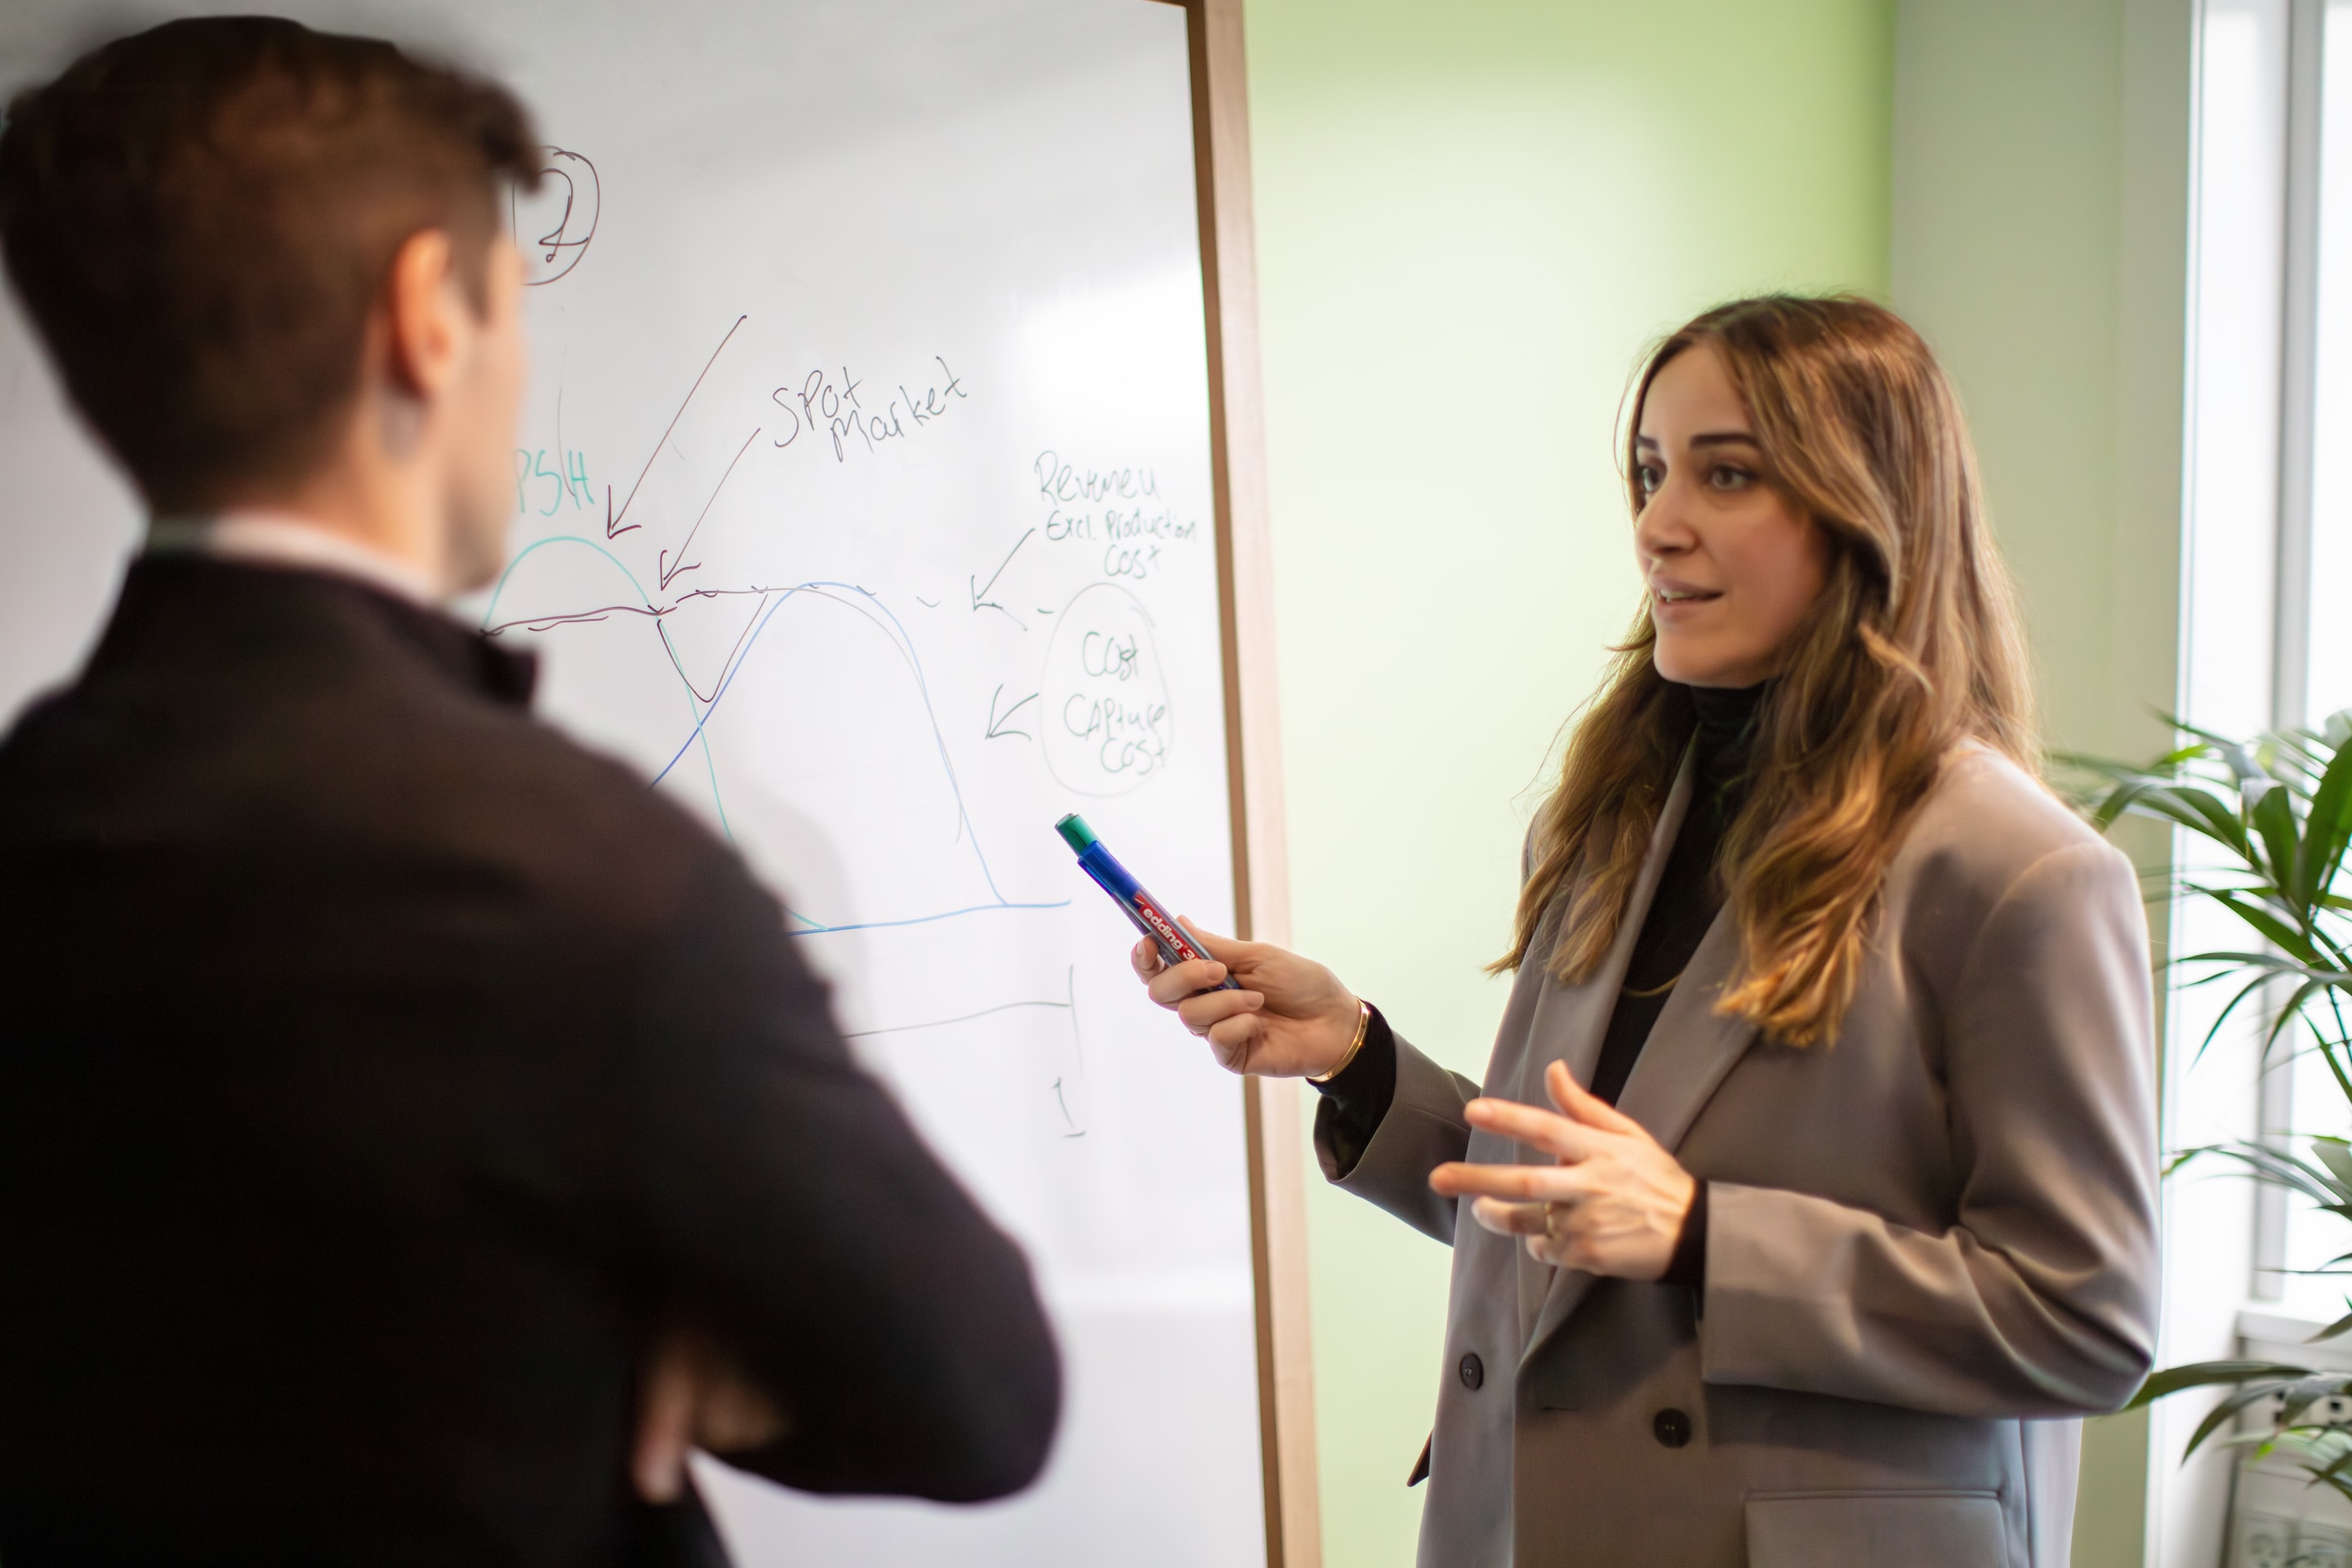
[1495,295,2035,1046]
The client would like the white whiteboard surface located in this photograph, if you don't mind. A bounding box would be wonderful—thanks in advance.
[0,4,1267,1565]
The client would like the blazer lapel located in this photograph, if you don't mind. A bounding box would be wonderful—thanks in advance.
[1521,777,1760,1364]
[1611,908,1757,1152]
[1507,747,1697,1337]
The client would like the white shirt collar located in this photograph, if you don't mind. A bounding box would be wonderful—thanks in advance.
[144,510,440,609]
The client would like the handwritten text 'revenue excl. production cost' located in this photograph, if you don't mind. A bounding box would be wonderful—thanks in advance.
[1043,582,1170,796]
[1032,451,1198,582]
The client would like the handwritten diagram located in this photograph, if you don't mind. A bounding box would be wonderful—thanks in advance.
[485,221,1214,938]
[511,147,599,287]
[1044,583,1170,795]
[483,549,1062,933]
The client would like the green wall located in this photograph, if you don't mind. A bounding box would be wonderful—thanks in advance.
[1239,2,1895,1561]
[1891,2,2191,1562]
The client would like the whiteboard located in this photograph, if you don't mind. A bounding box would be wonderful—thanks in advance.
[0,4,1270,1565]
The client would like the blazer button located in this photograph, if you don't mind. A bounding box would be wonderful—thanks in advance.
[1652,1408,1693,1448]
[1458,1352,1485,1391]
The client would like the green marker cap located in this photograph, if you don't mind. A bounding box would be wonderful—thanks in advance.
[1054,813,1098,853]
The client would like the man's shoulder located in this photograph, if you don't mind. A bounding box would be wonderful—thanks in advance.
[400,687,754,920]
[2,565,759,933]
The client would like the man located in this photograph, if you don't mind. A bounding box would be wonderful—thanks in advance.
[0,17,1058,1565]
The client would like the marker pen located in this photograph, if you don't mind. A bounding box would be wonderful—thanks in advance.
[1054,813,1241,990]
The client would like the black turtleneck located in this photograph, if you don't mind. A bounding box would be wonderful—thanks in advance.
[1313,680,1767,1290]
[1586,680,1765,1104]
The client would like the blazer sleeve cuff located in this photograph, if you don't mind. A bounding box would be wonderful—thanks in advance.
[1321,1031,1477,1245]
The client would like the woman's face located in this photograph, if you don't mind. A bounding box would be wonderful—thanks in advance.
[1633,344,1830,688]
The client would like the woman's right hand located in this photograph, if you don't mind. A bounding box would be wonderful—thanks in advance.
[1132,921,1361,1079]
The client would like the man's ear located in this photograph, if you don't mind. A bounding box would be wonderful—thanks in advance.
[381,229,461,400]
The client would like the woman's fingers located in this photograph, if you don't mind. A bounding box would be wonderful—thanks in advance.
[1174,987,1263,1036]
[1203,1011,1267,1073]
[1430,1159,1590,1202]
[1176,917,1248,964]
[631,1334,699,1503]
[1466,1190,1606,1270]
[1144,956,1232,1008]
[1468,1196,1556,1236]
[1545,1060,1646,1138]
[1131,937,1165,980]
[1461,1096,1597,1162]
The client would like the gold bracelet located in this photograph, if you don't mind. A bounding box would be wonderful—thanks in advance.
[1308,1000,1373,1084]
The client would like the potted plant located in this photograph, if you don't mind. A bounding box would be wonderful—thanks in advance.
[2069,712,2352,1500]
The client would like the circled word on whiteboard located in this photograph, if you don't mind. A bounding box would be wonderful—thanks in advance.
[1044,584,1170,796]
[513,147,599,287]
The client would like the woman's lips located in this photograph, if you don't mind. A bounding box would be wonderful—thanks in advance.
[1650,580,1722,613]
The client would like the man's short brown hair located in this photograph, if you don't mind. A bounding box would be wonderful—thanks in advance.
[0,17,540,512]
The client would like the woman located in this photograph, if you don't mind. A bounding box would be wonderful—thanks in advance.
[1137,296,2157,1568]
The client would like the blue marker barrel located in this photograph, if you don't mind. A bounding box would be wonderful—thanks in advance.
[1055,813,1241,990]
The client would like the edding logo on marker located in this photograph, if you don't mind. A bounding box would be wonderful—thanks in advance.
[1129,893,1186,952]
[1054,813,1240,990]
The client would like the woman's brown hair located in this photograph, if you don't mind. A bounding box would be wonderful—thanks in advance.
[1495,294,2034,1045]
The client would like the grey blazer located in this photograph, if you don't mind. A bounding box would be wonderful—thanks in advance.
[1328,746,2158,1568]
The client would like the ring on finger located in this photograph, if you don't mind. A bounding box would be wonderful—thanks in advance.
[1544,1200,1570,1238]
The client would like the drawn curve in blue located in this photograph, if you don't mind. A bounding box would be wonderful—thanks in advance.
[481,537,1066,936]
[483,535,737,840]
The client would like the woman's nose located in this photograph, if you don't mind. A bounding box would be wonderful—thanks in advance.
[1634,494,1695,561]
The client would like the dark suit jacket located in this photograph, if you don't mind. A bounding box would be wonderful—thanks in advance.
[0,555,1060,1566]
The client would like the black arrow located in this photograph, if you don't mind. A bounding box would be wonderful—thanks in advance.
[969,528,1034,627]
[657,426,760,590]
[608,313,749,539]
[985,684,1039,742]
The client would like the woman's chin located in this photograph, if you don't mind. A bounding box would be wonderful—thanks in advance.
[1652,646,1764,688]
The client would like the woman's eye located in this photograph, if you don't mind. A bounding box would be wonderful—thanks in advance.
[1636,463,1662,494]
[1708,465,1753,491]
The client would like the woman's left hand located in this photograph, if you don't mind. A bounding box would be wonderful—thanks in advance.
[1429,1059,1698,1281]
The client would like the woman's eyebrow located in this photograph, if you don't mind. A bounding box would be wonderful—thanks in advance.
[1633,431,1760,450]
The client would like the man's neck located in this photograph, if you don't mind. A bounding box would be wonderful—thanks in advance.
[243,425,452,590]
[145,509,442,608]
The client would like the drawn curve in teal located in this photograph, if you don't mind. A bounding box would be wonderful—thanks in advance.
[480,533,734,838]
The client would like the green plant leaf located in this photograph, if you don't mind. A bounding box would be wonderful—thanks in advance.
[2100,779,2254,856]
[2201,890,2324,964]
[2268,1375,2352,1430]
[2173,954,2352,1004]
[2189,1381,2311,1454]
[2251,780,2305,895]
[2172,1139,2352,1206]
[2128,1360,2314,1409]
[2191,972,2282,1065]
[2158,710,2252,760]
[2294,739,2352,901]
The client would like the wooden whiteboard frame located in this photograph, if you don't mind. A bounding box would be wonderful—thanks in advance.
[1156,2,1321,1566]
